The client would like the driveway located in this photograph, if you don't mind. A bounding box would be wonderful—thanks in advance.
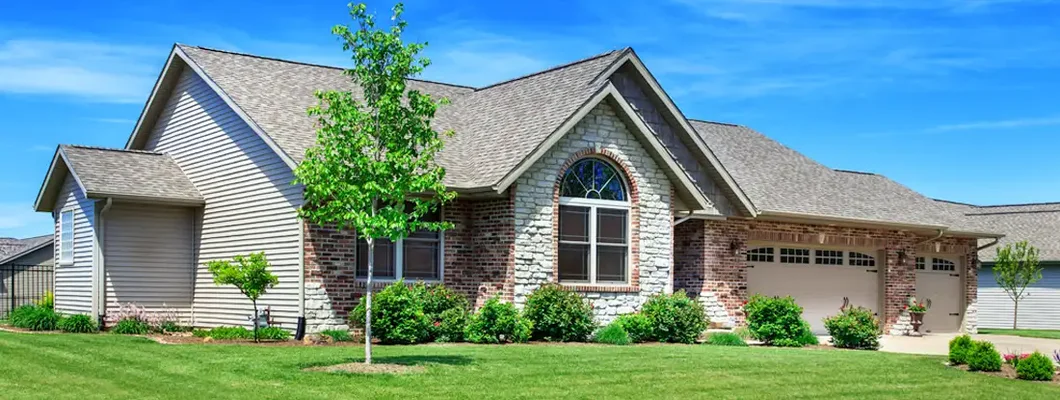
[880,333,1060,363]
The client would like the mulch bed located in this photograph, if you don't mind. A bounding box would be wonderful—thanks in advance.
[955,364,1060,385]
[303,362,425,375]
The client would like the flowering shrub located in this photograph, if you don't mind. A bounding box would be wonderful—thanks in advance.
[905,297,928,313]
[105,303,188,333]
[1003,352,1030,368]
[823,306,880,350]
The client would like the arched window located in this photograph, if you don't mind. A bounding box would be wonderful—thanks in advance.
[558,158,630,284]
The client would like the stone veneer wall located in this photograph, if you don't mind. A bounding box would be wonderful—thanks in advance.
[674,219,979,334]
[302,196,517,333]
[513,102,673,324]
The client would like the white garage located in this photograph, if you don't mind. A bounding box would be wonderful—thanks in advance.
[978,264,1060,330]
[746,246,881,334]
[914,255,964,333]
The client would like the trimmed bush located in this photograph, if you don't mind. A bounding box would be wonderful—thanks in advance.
[704,332,748,347]
[1016,352,1056,381]
[256,326,291,341]
[112,318,151,335]
[465,298,531,344]
[10,304,60,331]
[58,314,98,333]
[206,326,253,340]
[523,284,596,342]
[594,323,631,345]
[967,340,1002,372]
[640,291,707,344]
[745,294,811,347]
[436,308,468,343]
[796,323,819,346]
[614,313,653,343]
[351,280,431,344]
[948,335,973,365]
[414,283,470,342]
[320,329,353,342]
[823,306,880,350]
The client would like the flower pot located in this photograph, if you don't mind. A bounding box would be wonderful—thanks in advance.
[909,312,925,335]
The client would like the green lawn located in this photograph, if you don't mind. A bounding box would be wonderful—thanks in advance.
[0,332,1056,399]
[979,328,1060,340]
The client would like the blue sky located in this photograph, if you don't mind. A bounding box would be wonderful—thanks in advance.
[1,0,1059,238]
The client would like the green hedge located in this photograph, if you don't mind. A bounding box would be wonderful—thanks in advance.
[823,306,880,350]
[523,284,595,342]
[640,291,707,344]
[465,298,531,344]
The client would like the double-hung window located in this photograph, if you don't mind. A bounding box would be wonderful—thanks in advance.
[59,210,74,264]
[356,206,443,281]
[557,158,630,284]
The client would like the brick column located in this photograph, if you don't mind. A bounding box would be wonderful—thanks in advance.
[674,219,749,327]
[883,236,917,335]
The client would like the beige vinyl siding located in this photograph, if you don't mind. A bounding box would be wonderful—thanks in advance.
[52,176,95,315]
[978,264,1060,330]
[103,203,194,317]
[144,67,303,329]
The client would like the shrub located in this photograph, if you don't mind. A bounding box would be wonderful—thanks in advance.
[10,304,60,331]
[823,306,880,350]
[112,318,151,335]
[58,314,98,333]
[614,313,652,343]
[320,329,353,342]
[640,291,707,344]
[351,280,431,344]
[465,298,532,344]
[1016,352,1056,381]
[704,332,748,347]
[256,326,291,341]
[523,284,596,342]
[796,322,819,346]
[159,320,191,334]
[436,308,468,343]
[967,340,1002,372]
[191,329,210,338]
[948,335,973,365]
[207,326,253,340]
[594,323,631,345]
[37,291,54,310]
[745,294,811,347]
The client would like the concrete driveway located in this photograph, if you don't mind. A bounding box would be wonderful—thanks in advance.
[880,333,1060,363]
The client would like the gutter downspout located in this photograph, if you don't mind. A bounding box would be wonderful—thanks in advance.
[977,237,1001,252]
[673,211,695,226]
[915,229,946,247]
[97,198,113,329]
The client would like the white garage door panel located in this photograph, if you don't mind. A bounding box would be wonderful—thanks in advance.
[916,272,961,333]
[747,262,879,334]
[978,265,1060,330]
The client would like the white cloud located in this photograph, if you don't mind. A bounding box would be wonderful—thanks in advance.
[930,116,1060,132]
[0,39,162,103]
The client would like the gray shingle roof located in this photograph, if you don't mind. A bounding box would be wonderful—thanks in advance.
[177,45,623,189]
[937,201,1060,261]
[689,120,988,231]
[61,145,203,203]
[0,235,51,265]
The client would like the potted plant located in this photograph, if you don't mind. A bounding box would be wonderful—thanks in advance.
[906,297,928,336]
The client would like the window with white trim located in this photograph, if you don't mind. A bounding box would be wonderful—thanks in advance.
[815,249,843,265]
[558,158,630,284]
[779,248,810,264]
[915,257,926,270]
[848,252,876,267]
[355,207,443,280]
[931,258,956,272]
[59,210,73,264]
[747,247,774,262]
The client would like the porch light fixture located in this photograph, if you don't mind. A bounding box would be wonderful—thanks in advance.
[897,250,908,265]
[729,239,741,256]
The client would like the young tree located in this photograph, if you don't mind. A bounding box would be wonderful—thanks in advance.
[295,2,455,364]
[993,241,1042,329]
[206,252,279,342]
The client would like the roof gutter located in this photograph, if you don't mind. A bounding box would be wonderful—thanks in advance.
[757,210,948,231]
[673,211,695,226]
[977,237,1001,252]
[916,229,946,247]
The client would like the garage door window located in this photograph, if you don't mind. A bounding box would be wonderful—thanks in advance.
[932,258,956,272]
[848,252,876,266]
[779,248,810,264]
[558,158,630,284]
[747,247,774,262]
[815,250,843,265]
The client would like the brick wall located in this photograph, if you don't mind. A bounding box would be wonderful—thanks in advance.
[674,218,980,334]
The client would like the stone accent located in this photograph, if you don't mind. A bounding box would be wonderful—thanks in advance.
[674,219,981,334]
[512,102,673,324]
[302,223,358,333]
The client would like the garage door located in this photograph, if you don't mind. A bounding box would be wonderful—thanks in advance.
[746,246,880,334]
[915,256,962,333]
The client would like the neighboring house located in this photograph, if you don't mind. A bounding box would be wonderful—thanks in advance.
[941,201,1060,330]
[1,235,54,314]
[33,44,1003,335]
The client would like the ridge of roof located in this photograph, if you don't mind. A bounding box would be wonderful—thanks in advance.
[177,44,479,90]
[833,169,877,176]
[978,201,1060,208]
[686,118,743,128]
[62,144,163,155]
[474,48,623,91]
[933,198,978,207]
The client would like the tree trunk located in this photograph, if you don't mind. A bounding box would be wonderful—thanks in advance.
[365,237,374,364]
[252,299,259,343]
[1012,300,1018,330]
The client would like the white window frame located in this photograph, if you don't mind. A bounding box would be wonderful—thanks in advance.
[558,196,632,285]
[355,232,446,282]
[59,210,74,265]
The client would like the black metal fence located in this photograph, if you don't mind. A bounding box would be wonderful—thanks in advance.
[1,264,54,318]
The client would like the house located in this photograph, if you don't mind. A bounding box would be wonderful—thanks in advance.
[940,201,1060,330]
[1,235,53,315]
[33,44,1005,335]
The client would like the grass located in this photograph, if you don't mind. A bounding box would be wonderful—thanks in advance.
[0,332,1057,399]
[979,328,1060,340]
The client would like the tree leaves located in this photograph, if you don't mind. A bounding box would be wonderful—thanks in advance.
[206,252,279,302]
